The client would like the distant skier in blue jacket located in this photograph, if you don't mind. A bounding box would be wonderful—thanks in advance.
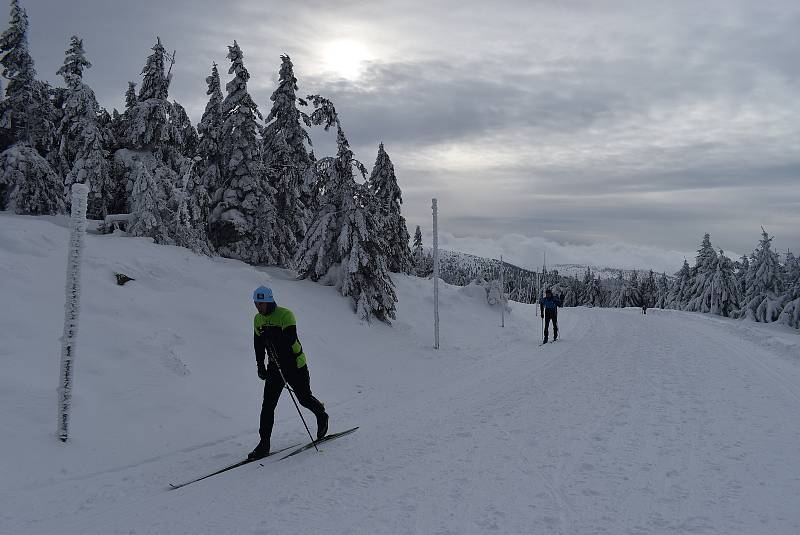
[539,289,561,343]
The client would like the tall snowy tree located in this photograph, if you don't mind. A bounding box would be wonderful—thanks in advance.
[778,250,800,329]
[125,81,137,110]
[579,267,595,305]
[296,95,397,322]
[627,270,641,307]
[169,101,198,158]
[262,54,314,266]
[411,225,432,277]
[708,250,739,317]
[209,41,278,264]
[122,39,179,154]
[640,270,656,308]
[115,38,203,251]
[655,272,670,309]
[127,160,169,243]
[685,234,718,313]
[735,254,750,300]
[368,142,412,273]
[782,250,797,290]
[609,271,627,308]
[172,157,212,254]
[667,259,692,309]
[138,37,170,102]
[56,35,114,218]
[586,276,603,307]
[196,62,223,195]
[738,229,786,322]
[413,225,423,254]
[0,0,55,154]
[0,143,63,213]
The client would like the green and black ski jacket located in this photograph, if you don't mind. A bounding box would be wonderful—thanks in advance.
[254,306,307,370]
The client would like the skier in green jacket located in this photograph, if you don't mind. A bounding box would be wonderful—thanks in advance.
[248,286,328,460]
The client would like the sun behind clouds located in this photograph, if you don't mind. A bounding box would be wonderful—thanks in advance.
[321,39,372,80]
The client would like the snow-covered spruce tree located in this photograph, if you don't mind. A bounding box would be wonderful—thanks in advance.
[411,225,433,276]
[196,63,223,197]
[735,254,750,301]
[123,39,175,153]
[640,270,656,307]
[667,259,691,309]
[368,142,413,273]
[782,250,797,291]
[0,0,56,155]
[138,36,170,102]
[655,272,670,309]
[262,54,314,266]
[0,143,63,213]
[626,270,641,307]
[412,225,423,255]
[609,271,626,307]
[108,82,136,148]
[296,95,397,322]
[209,41,278,264]
[708,250,740,317]
[56,35,114,219]
[127,160,170,243]
[685,233,718,313]
[172,156,212,254]
[577,268,604,306]
[125,81,137,110]
[169,101,198,158]
[586,276,603,307]
[778,250,800,329]
[116,38,203,248]
[737,229,786,322]
[561,276,581,307]
[0,0,59,214]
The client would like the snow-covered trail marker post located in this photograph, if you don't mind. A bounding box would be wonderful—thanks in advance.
[58,183,89,442]
[432,198,440,349]
[500,255,505,328]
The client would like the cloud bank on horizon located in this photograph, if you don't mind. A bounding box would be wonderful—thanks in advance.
[18,0,800,265]
[433,231,696,275]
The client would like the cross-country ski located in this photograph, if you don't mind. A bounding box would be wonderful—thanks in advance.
[169,442,302,490]
[280,427,359,460]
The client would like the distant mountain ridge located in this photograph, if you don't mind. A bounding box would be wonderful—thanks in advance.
[430,248,663,282]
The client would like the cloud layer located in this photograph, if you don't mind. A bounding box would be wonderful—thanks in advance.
[19,0,800,267]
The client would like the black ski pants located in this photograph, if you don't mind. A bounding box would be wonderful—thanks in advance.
[544,309,558,341]
[260,362,325,444]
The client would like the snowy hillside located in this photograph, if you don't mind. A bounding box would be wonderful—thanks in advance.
[3,212,800,535]
[429,248,665,287]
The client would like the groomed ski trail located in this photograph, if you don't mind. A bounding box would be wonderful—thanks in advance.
[14,307,800,535]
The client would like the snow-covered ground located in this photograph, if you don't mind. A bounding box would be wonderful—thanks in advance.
[2,212,800,535]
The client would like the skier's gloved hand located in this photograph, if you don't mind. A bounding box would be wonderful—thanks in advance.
[257,364,267,380]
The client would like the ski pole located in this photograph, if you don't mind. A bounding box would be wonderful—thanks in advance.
[269,353,319,452]
[541,310,544,342]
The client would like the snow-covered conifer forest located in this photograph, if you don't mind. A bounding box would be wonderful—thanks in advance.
[0,0,411,322]
[1,0,798,328]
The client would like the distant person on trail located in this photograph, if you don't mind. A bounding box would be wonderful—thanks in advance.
[540,289,561,344]
[248,286,328,460]
[641,303,648,314]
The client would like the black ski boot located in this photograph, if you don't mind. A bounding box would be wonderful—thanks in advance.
[316,411,329,441]
[247,441,270,461]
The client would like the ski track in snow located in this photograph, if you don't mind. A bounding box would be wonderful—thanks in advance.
[3,216,799,535]
[7,308,800,534]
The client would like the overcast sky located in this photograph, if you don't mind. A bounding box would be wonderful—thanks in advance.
[18,0,800,272]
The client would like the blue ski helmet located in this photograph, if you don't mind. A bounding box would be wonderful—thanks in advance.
[253,286,275,303]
